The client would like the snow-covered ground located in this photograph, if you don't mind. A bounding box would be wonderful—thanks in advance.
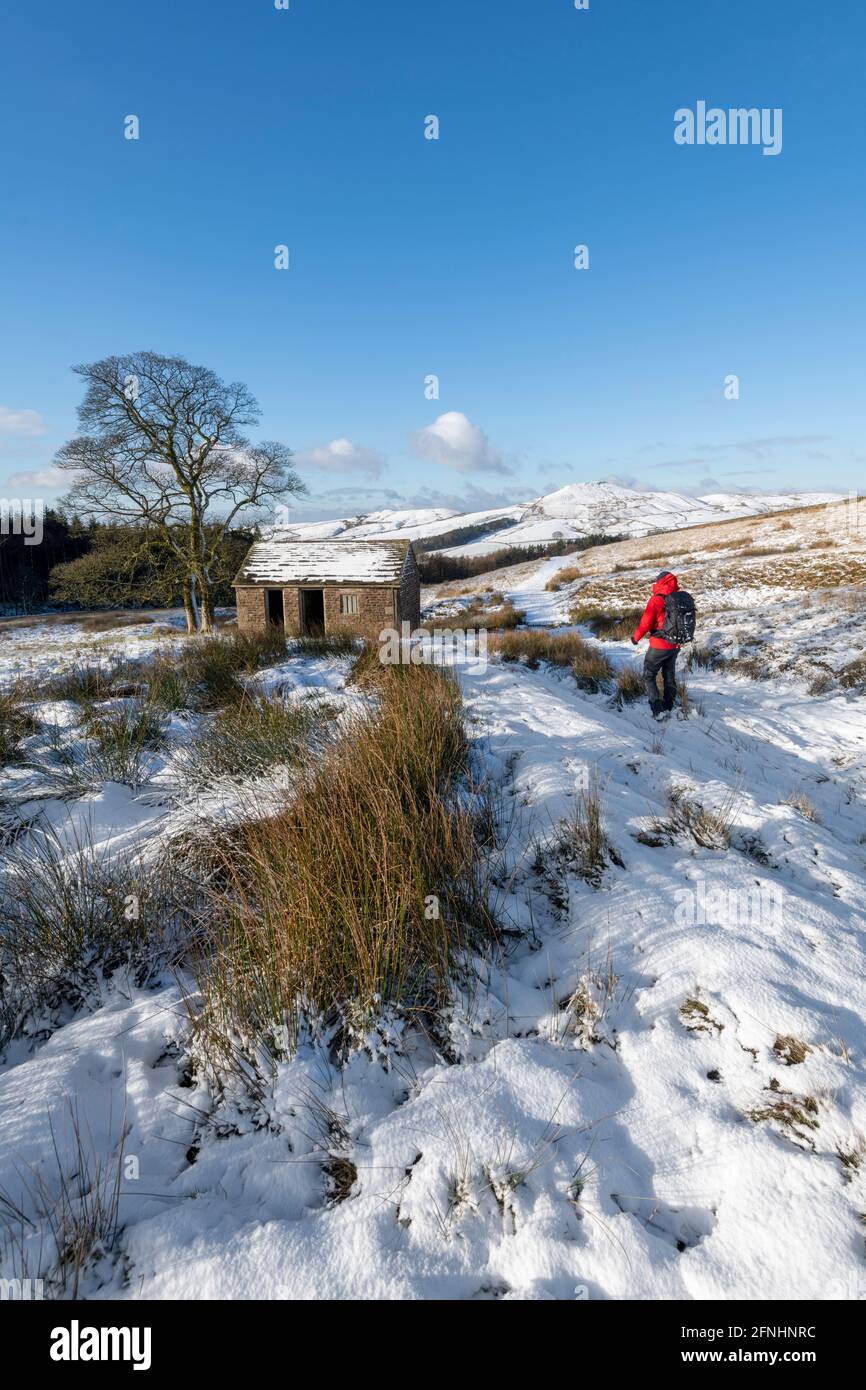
[2,513,865,1301]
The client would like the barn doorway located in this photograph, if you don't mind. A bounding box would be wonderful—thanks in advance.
[266,589,284,627]
[300,588,325,635]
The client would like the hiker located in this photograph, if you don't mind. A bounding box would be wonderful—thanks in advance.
[631,571,696,718]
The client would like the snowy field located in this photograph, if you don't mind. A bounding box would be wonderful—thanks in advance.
[1,509,865,1301]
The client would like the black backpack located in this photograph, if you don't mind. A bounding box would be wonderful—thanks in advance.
[660,590,696,644]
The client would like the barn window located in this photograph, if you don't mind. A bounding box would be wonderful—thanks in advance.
[340,593,360,615]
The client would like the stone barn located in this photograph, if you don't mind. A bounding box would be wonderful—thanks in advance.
[233,538,421,642]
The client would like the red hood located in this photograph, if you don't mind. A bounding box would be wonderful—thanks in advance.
[652,572,679,596]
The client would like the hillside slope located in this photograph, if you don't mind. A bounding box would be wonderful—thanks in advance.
[276,482,841,558]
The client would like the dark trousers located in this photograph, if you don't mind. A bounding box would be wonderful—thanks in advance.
[644,646,678,714]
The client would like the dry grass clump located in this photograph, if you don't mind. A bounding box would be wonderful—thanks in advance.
[706,535,755,552]
[492,629,609,676]
[160,630,289,710]
[561,967,618,1048]
[493,629,616,692]
[558,772,623,885]
[772,1034,811,1066]
[837,656,866,691]
[544,566,582,592]
[0,1097,127,1297]
[614,666,645,704]
[16,699,166,798]
[182,693,331,786]
[747,1084,819,1139]
[723,653,769,681]
[0,689,39,764]
[687,644,722,670]
[0,831,185,1048]
[569,604,644,641]
[81,703,166,789]
[739,545,794,559]
[637,782,737,850]
[808,670,835,695]
[190,665,498,1062]
[45,664,126,707]
[460,599,525,631]
[836,1137,866,1180]
[290,632,360,657]
[680,998,723,1034]
[783,790,820,822]
[76,612,155,633]
[571,644,616,692]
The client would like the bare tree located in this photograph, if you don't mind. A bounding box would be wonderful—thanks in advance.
[55,352,304,633]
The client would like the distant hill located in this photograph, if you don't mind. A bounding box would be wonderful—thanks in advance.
[270,481,842,558]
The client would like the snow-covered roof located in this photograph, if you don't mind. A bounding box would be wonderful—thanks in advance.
[234,538,412,586]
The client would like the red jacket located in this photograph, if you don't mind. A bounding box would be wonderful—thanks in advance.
[633,572,680,650]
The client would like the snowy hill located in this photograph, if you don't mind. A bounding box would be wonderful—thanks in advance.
[276,482,841,558]
[1,494,865,1300]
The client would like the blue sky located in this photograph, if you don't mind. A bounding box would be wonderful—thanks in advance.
[1,0,864,519]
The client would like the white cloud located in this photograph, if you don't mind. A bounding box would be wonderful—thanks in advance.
[410,412,510,474]
[5,466,66,490]
[0,406,47,437]
[293,438,384,479]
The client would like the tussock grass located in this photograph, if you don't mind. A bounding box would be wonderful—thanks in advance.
[46,665,122,707]
[544,566,582,592]
[747,1090,819,1136]
[182,693,331,786]
[723,653,769,681]
[460,599,525,631]
[189,664,499,1064]
[20,701,166,797]
[290,632,360,657]
[144,655,194,712]
[0,831,186,1047]
[783,790,820,822]
[808,670,835,695]
[558,771,623,885]
[0,689,39,764]
[77,612,154,633]
[569,604,644,641]
[560,967,618,1048]
[347,640,390,689]
[614,666,644,704]
[680,997,723,1034]
[836,1137,866,1179]
[706,535,755,552]
[492,629,597,669]
[837,656,866,690]
[136,630,289,711]
[571,644,616,692]
[83,703,166,789]
[637,783,737,850]
[491,630,615,690]
[180,631,288,708]
[773,1034,811,1066]
[0,1097,127,1297]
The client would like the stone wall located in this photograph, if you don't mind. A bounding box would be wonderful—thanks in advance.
[235,586,268,634]
[235,584,397,641]
[323,585,396,641]
[397,546,421,629]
